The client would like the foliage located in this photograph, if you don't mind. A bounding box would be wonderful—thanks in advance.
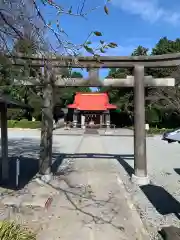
[131,46,149,56]
[54,86,91,107]
[145,108,160,125]
[147,37,180,78]
[0,220,36,240]
[7,108,26,120]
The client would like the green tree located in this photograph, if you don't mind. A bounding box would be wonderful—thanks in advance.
[131,46,149,56]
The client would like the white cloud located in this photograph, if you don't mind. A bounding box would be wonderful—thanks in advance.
[111,0,180,25]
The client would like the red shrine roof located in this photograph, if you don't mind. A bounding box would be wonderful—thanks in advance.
[68,92,117,111]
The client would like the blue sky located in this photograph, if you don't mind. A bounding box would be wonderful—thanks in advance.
[42,0,180,78]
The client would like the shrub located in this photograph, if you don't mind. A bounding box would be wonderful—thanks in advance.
[0,220,36,240]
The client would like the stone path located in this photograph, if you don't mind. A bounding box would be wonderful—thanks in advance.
[84,128,99,134]
[35,135,148,240]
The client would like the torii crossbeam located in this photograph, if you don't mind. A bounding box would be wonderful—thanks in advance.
[1,53,178,185]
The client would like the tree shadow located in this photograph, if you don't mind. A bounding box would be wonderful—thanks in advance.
[47,180,126,232]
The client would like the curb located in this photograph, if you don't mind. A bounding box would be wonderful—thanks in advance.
[8,128,41,131]
[100,138,150,239]
[116,176,150,240]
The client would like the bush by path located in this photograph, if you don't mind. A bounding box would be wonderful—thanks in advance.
[147,128,174,135]
[0,220,36,240]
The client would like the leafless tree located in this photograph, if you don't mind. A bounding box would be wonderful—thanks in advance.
[147,66,180,115]
[0,0,114,56]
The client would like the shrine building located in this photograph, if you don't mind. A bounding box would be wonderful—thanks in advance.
[67,92,117,128]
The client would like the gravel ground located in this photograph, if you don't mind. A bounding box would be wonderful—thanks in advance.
[4,129,83,154]
[102,130,180,239]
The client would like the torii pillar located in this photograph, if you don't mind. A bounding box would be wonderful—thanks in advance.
[132,65,149,185]
[0,103,8,181]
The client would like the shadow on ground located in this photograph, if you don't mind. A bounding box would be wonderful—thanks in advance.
[51,153,134,175]
[140,184,180,219]
[0,139,60,190]
[1,142,180,221]
[113,159,180,220]
[174,168,180,176]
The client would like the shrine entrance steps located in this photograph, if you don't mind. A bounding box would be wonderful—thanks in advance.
[84,128,99,135]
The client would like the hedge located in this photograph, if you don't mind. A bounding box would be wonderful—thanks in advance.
[8,119,41,129]
[129,126,174,135]
[147,128,174,135]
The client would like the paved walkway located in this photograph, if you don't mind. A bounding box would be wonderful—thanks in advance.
[36,135,148,240]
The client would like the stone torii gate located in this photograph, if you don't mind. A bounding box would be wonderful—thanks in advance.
[4,53,179,185]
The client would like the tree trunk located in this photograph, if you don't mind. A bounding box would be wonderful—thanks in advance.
[39,66,53,175]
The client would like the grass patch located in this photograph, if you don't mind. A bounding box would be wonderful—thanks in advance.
[0,220,36,239]
[8,119,41,129]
